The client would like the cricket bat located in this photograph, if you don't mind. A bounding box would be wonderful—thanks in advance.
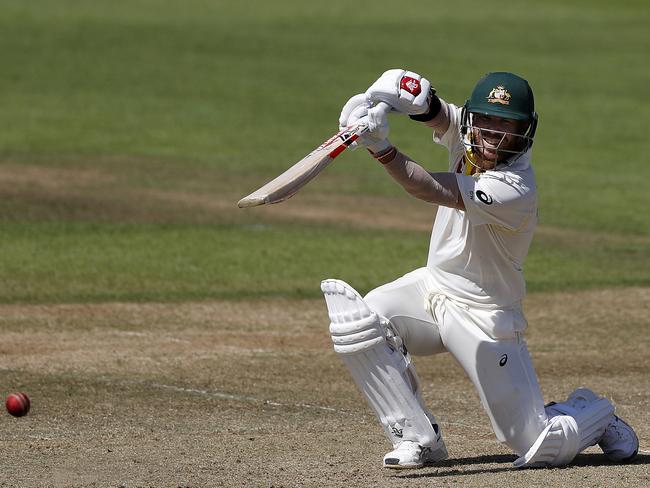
[237,102,390,208]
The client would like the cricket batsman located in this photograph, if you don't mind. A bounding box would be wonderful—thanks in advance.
[321,70,639,469]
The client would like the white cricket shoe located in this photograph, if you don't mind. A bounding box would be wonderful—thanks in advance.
[598,415,639,462]
[383,440,449,469]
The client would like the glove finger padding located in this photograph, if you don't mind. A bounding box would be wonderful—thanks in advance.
[366,69,432,115]
[339,94,391,153]
[366,102,390,138]
[339,93,369,128]
[355,111,391,154]
[339,93,369,151]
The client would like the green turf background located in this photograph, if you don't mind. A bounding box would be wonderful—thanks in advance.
[0,0,648,302]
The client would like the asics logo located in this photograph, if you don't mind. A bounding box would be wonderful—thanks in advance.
[499,354,508,367]
[476,190,493,205]
[400,76,421,96]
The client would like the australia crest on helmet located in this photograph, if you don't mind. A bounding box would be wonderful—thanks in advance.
[486,86,511,105]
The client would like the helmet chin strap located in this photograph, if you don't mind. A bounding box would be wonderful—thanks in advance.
[463,146,482,174]
[462,132,500,173]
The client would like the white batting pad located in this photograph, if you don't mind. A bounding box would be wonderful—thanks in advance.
[548,388,615,452]
[321,279,442,449]
[514,388,614,468]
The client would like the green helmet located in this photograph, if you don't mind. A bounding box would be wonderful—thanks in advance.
[461,72,538,165]
[465,71,536,122]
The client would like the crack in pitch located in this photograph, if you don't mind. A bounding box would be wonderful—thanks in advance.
[123,380,487,432]
[140,380,359,416]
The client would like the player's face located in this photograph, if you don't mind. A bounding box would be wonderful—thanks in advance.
[471,114,528,168]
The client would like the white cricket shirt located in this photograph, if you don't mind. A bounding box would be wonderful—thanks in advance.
[426,104,538,307]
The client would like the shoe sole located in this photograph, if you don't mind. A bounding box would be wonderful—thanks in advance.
[382,446,449,469]
[383,460,424,469]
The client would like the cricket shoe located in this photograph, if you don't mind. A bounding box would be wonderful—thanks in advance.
[598,415,639,462]
[383,439,449,469]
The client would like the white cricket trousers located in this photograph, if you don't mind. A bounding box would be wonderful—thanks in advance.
[364,267,548,455]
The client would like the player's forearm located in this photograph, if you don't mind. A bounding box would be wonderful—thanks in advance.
[424,97,451,136]
[375,148,463,209]
[409,94,451,137]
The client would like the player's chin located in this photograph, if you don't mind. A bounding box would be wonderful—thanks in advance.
[476,149,498,168]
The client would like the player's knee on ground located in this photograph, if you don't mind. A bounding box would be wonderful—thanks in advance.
[445,315,547,456]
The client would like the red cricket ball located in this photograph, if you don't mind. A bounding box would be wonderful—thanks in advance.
[6,392,31,417]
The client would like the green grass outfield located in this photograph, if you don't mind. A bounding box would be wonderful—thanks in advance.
[0,0,648,303]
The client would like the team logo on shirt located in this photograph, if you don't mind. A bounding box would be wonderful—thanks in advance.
[487,86,511,105]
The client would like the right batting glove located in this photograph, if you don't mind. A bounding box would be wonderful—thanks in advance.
[365,69,440,122]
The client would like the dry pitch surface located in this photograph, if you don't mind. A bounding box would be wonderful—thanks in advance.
[0,288,648,487]
[0,162,648,486]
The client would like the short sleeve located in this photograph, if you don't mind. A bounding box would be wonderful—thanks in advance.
[433,103,465,172]
[433,103,462,150]
[456,172,536,231]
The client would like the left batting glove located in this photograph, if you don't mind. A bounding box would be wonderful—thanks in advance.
[365,69,434,116]
[339,94,391,154]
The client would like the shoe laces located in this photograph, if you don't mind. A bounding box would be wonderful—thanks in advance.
[396,440,421,454]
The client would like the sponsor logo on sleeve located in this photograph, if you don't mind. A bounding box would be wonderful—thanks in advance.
[476,190,493,205]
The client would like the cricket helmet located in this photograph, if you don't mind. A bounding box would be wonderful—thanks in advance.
[461,72,538,166]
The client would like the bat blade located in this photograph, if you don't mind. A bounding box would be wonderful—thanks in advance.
[237,123,367,208]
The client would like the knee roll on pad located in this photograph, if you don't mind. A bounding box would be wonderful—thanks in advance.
[514,389,615,468]
[329,306,384,354]
[322,279,441,448]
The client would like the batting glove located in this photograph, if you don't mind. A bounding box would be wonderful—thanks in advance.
[365,69,435,116]
[339,93,391,154]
